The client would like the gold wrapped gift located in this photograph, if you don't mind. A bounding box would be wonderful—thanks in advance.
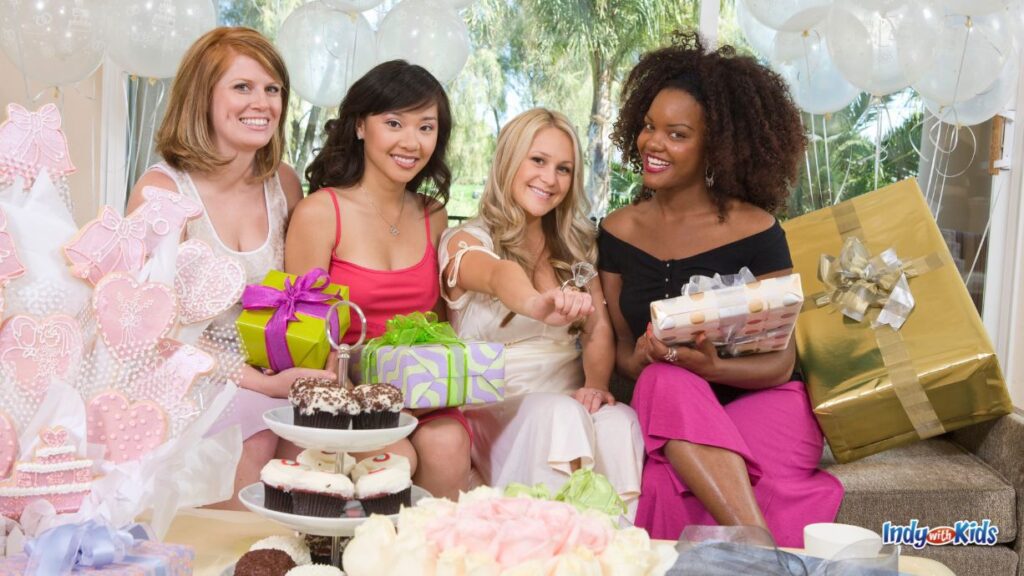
[650,274,804,356]
[783,179,1011,463]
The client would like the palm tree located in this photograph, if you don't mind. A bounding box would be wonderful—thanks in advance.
[519,0,689,216]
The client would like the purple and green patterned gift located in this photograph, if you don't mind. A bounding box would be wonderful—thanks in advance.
[361,312,505,408]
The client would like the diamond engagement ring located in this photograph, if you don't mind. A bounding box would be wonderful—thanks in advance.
[663,347,678,363]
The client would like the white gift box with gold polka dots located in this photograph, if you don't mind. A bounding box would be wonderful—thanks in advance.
[650,274,804,356]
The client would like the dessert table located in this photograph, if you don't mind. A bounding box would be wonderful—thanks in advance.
[164,508,957,576]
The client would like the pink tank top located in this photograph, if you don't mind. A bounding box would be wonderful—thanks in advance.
[324,189,440,344]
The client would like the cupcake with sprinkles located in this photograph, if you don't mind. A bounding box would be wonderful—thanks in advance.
[289,377,360,429]
[350,384,403,429]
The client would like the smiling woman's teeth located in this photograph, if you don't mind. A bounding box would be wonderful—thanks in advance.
[647,156,669,167]
[392,155,417,167]
[530,186,552,199]
[241,118,268,127]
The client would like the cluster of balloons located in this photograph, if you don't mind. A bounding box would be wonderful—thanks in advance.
[0,0,218,85]
[737,0,1023,125]
[279,0,472,107]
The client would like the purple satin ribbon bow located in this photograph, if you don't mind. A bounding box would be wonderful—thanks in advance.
[241,268,341,372]
[24,521,153,576]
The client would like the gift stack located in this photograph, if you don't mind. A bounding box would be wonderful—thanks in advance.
[783,179,1012,463]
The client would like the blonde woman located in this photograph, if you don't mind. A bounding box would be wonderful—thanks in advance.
[440,108,643,514]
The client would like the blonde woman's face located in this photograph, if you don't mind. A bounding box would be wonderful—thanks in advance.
[209,54,283,156]
[511,127,575,220]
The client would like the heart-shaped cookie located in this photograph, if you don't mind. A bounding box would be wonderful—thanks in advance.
[0,314,82,395]
[174,239,245,324]
[40,426,68,448]
[0,412,16,479]
[93,274,176,360]
[86,391,167,463]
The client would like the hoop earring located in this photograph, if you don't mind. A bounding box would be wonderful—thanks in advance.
[704,164,715,189]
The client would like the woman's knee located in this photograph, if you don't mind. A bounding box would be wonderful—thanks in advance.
[411,418,471,465]
[634,363,712,399]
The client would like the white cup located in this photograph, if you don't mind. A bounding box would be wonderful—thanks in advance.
[804,523,883,560]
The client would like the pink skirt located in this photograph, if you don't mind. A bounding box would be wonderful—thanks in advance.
[631,363,843,547]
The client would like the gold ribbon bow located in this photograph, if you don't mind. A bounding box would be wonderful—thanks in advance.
[815,236,942,330]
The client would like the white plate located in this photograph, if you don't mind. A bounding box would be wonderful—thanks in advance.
[238,482,431,537]
[263,407,417,452]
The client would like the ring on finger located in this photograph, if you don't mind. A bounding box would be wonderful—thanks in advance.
[663,347,678,363]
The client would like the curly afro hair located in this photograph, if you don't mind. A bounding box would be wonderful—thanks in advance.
[612,31,805,215]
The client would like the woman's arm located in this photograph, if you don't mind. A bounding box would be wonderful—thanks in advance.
[575,275,617,412]
[278,163,304,218]
[284,191,336,275]
[599,269,652,381]
[442,231,593,326]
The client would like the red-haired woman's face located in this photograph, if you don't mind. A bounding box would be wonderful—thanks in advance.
[357,103,439,186]
[636,88,706,193]
[209,54,283,156]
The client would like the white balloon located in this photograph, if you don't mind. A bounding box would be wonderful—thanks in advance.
[106,0,218,79]
[0,0,106,85]
[736,0,777,60]
[925,52,1019,125]
[827,0,932,96]
[910,10,1014,105]
[377,0,470,85]
[322,0,384,12]
[743,0,834,33]
[277,2,377,107]
[774,30,862,114]
[936,0,1011,16]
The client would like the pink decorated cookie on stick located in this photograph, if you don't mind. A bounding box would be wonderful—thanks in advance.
[92,273,177,361]
[87,391,168,464]
[0,426,93,520]
[0,314,83,396]
[0,208,25,285]
[63,207,147,285]
[134,186,202,252]
[0,103,75,186]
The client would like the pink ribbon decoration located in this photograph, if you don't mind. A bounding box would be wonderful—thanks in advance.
[63,207,147,285]
[0,103,75,183]
[241,268,341,372]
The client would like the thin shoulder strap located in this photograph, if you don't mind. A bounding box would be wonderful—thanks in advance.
[325,189,342,252]
[445,240,500,289]
[423,202,431,243]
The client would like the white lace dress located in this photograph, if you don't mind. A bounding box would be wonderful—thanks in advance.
[439,222,643,514]
[149,162,289,440]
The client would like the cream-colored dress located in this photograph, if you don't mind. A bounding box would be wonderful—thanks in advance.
[439,222,643,514]
[150,162,289,440]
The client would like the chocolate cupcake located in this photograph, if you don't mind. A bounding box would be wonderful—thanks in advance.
[235,549,296,576]
[260,459,307,513]
[351,453,412,515]
[289,379,360,429]
[250,535,312,566]
[351,384,403,429]
[290,470,355,518]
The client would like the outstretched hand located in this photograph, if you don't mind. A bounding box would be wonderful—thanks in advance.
[525,287,594,327]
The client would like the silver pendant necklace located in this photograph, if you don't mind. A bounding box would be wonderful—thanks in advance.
[362,185,404,237]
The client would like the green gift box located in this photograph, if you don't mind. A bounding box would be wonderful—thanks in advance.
[236,268,350,371]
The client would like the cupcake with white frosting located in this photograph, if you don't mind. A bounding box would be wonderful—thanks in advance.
[351,384,403,429]
[297,449,355,475]
[352,453,413,515]
[290,378,360,429]
[260,459,308,513]
[291,469,355,518]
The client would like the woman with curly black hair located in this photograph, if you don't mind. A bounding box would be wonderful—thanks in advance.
[598,32,842,546]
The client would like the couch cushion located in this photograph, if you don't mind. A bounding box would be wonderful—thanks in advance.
[824,438,1016,544]
[905,544,1018,576]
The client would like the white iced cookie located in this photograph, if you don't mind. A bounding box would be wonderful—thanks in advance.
[343,515,397,576]
[350,453,411,482]
[250,535,312,565]
[297,449,355,474]
[291,469,355,498]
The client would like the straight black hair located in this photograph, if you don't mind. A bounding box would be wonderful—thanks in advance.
[305,60,453,208]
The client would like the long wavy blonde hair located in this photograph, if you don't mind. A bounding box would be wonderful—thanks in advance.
[477,108,596,285]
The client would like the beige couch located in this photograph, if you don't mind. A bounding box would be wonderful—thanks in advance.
[826,409,1022,575]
